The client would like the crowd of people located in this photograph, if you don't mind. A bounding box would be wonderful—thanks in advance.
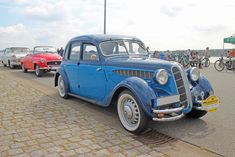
[151,47,211,68]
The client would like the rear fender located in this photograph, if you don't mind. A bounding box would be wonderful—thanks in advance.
[54,67,70,94]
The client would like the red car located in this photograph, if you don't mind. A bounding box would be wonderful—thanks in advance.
[21,46,62,77]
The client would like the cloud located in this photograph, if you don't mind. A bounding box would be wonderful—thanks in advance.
[160,5,183,17]
[193,25,227,34]
[22,1,70,22]
[0,24,26,34]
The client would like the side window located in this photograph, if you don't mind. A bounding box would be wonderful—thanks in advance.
[69,43,81,61]
[82,43,99,61]
[5,49,8,54]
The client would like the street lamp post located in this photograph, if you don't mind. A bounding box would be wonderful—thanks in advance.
[104,0,106,34]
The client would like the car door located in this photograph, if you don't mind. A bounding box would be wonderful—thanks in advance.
[23,53,32,69]
[62,41,81,95]
[77,42,106,102]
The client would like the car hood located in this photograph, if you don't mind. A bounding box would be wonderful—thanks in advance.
[105,56,180,72]
[33,53,62,60]
[11,53,28,58]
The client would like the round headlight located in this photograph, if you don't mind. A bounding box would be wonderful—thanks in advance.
[190,67,200,81]
[40,58,45,63]
[156,69,168,85]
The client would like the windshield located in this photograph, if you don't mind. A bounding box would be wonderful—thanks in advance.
[34,47,57,54]
[100,40,148,56]
[10,48,30,54]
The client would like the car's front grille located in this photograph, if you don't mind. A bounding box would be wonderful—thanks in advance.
[113,70,154,79]
[47,61,61,66]
[172,67,187,106]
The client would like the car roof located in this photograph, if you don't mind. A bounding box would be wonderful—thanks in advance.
[6,47,29,49]
[69,34,141,43]
[34,46,55,49]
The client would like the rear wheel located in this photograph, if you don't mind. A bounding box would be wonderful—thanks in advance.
[225,61,233,71]
[3,62,6,67]
[117,90,148,134]
[214,60,224,72]
[35,65,43,77]
[58,75,68,99]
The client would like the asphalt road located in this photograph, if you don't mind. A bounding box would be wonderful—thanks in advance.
[1,65,235,156]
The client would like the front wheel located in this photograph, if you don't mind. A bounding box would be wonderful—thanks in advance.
[214,60,224,72]
[117,90,148,134]
[8,61,15,69]
[21,64,28,73]
[204,58,210,67]
[35,65,44,77]
[185,108,207,119]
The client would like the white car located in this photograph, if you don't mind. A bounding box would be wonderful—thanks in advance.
[1,47,30,68]
[0,50,4,62]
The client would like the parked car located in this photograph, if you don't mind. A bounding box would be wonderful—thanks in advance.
[21,46,62,77]
[1,47,30,68]
[0,50,4,63]
[54,35,219,134]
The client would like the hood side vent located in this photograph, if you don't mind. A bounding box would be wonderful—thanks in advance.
[113,70,154,79]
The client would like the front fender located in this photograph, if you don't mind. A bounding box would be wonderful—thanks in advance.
[112,77,156,117]
[190,75,214,103]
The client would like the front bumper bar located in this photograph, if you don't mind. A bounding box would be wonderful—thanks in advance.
[152,95,185,122]
[40,66,59,71]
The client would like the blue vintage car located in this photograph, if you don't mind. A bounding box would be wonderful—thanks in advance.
[54,35,219,134]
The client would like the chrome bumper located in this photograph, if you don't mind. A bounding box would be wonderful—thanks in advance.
[40,66,59,71]
[152,95,185,122]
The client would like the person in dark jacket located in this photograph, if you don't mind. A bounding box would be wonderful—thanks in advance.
[59,47,64,56]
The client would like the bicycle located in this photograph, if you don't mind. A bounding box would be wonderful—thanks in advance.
[214,55,234,72]
[201,56,210,67]
[178,53,190,68]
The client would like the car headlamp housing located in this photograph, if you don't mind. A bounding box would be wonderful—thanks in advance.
[190,67,200,81]
[156,69,168,85]
[40,58,45,63]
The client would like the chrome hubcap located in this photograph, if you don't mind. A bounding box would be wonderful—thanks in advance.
[124,104,133,119]
[122,98,139,125]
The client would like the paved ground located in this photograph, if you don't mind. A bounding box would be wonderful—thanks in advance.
[0,69,164,157]
[0,65,231,157]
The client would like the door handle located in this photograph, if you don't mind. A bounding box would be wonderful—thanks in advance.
[96,67,102,71]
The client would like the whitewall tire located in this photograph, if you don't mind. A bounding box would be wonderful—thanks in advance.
[58,75,68,99]
[117,90,148,134]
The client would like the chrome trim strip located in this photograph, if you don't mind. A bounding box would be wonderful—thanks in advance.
[157,95,180,107]
[152,113,184,122]
[153,106,184,114]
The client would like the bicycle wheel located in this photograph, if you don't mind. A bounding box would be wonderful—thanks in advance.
[214,60,224,72]
[226,61,233,70]
[205,58,210,67]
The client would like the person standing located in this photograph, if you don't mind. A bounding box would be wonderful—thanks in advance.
[204,47,210,58]
[59,47,64,57]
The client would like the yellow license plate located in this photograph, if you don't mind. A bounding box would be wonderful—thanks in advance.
[202,95,220,112]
